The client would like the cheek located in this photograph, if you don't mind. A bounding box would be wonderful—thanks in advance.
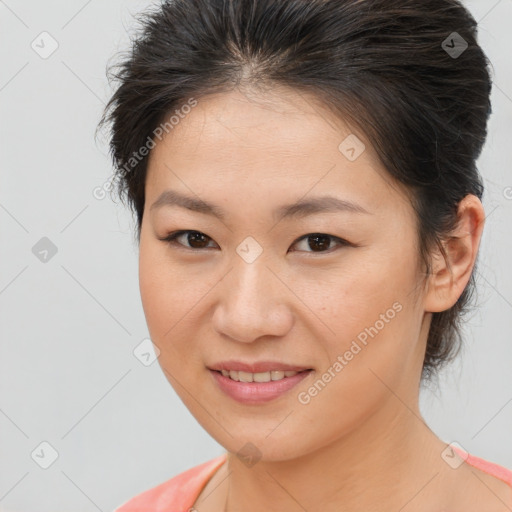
[139,239,194,314]
[138,240,219,369]
[311,246,421,362]
[138,240,192,343]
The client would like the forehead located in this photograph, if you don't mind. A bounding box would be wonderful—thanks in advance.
[149,86,377,163]
[145,87,408,214]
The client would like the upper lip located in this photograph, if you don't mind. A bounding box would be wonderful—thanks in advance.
[208,361,312,373]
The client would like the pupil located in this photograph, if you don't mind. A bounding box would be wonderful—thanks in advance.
[189,232,209,248]
[309,234,330,251]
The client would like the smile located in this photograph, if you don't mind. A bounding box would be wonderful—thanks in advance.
[209,368,313,404]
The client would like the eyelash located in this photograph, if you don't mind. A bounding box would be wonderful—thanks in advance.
[158,230,353,254]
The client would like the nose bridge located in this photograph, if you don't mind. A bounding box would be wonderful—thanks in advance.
[228,234,276,309]
[213,248,293,342]
[233,254,271,306]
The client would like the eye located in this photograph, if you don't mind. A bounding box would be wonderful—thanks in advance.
[159,230,218,250]
[290,233,352,253]
[159,230,352,253]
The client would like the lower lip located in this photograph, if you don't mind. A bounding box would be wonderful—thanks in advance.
[209,369,312,404]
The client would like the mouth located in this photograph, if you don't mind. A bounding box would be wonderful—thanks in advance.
[208,365,314,404]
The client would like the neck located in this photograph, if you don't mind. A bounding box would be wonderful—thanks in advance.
[223,397,450,512]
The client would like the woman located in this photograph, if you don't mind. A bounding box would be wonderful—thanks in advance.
[98,0,512,510]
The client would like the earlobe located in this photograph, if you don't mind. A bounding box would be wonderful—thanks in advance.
[424,194,485,313]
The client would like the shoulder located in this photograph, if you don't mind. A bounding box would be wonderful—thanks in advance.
[113,453,227,512]
[454,445,512,488]
[453,446,512,510]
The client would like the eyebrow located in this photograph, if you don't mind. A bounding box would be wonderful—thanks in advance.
[150,189,372,221]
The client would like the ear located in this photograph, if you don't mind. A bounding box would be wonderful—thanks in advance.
[424,194,485,313]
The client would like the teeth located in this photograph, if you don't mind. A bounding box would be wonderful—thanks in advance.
[238,371,253,382]
[271,370,284,381]
[220,369,301,382]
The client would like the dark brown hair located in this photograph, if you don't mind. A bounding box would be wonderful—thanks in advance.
[97,0,493,382]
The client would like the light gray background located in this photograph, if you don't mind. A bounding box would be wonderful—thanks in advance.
[1,1,511,511]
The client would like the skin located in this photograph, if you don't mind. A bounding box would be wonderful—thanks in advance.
[138,86,511,511]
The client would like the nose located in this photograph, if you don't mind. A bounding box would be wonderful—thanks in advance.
[212,257,294,343]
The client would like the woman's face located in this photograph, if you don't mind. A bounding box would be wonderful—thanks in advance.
[139,87,431,460]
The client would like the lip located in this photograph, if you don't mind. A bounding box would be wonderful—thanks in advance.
[208,360,312,373]
[208,367,313,404]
